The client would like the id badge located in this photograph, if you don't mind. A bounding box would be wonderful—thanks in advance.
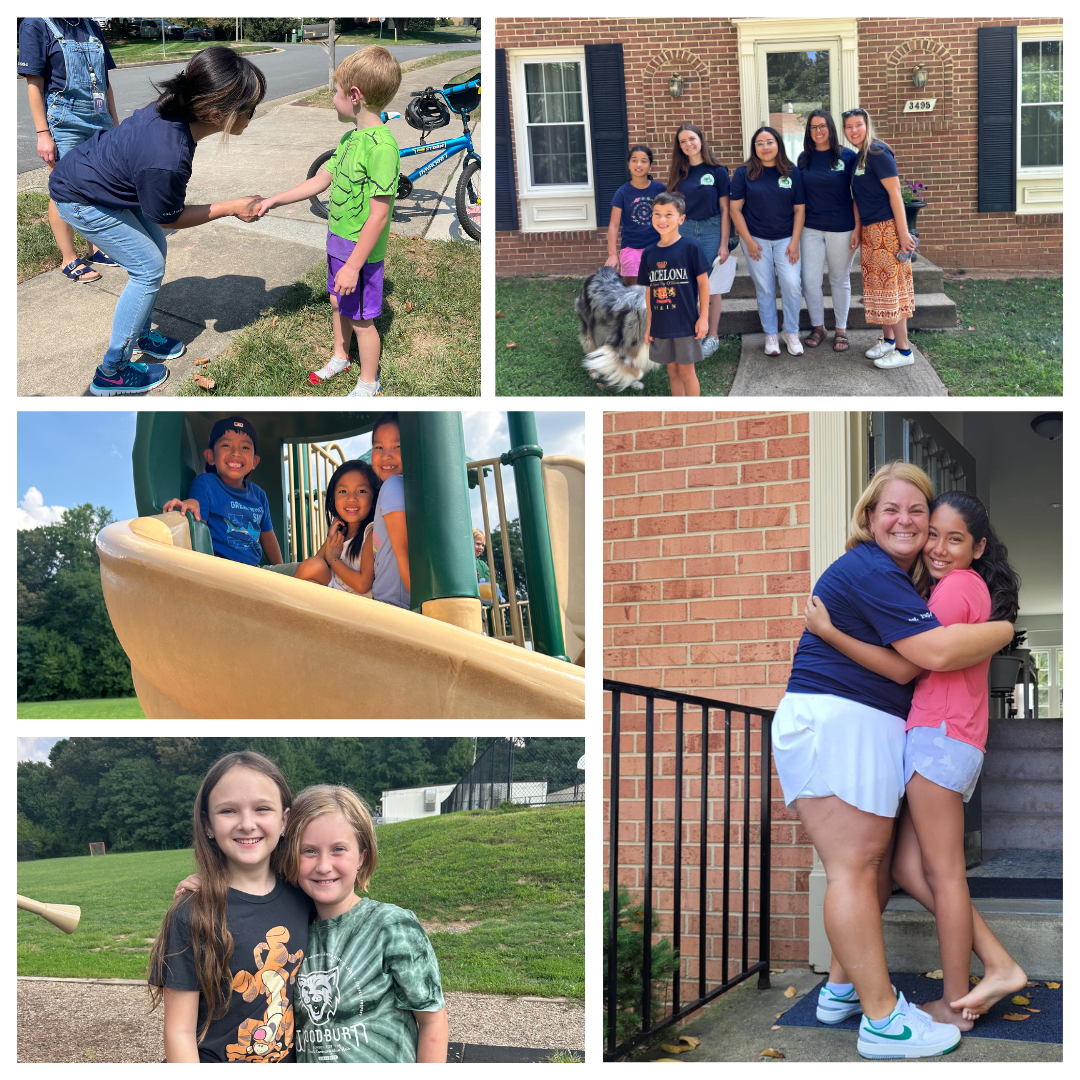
[93,91,107,114]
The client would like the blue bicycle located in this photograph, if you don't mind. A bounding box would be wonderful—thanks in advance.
[307,77,481,241]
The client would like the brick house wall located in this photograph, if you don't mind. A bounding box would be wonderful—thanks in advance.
[497,17,1062,276]
[603,411,814,978]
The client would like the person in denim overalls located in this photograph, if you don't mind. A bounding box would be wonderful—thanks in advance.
[19,17,120,282]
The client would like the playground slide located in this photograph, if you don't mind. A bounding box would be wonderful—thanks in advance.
[97,514,586,720]
[542,456,585,667]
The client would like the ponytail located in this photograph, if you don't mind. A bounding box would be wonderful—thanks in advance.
[154,46,266,139]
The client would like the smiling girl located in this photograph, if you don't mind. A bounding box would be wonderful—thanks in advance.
[369,413,410,609]
[606,144,666,285]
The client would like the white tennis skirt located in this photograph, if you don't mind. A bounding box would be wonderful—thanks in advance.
[772,693,907,819]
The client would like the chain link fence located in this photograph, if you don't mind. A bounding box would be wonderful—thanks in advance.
[441,737,585,813]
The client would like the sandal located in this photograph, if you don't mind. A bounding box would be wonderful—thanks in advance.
[61,257,101,283]
[833,330,850,352]
[805,327,826,348]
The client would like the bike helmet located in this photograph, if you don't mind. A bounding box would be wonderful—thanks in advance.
[406,93,451,131]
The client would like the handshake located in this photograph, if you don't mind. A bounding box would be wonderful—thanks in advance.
[232,196,277,223]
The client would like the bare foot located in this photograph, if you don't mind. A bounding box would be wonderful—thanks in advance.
[921,998,974,1031]
[949,962,1028,1019]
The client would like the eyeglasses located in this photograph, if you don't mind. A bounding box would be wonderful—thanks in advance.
[809,124,830,132]
[842,108,867,120]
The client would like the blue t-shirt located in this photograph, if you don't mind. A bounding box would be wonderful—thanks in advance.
[673,163,730,221]
[797,147,857,232]
[49,103,194,224]
[637,236,710,340]
[729,165,806,241]
[18,18,115,95]
[611,179,666,250]
[786,542,942,719]
[851,143,900,226]
[372,474,410,609]
[187,473,273,567]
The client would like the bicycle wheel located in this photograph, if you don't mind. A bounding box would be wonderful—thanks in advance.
[456,159,481,241]
[307,150,334,220]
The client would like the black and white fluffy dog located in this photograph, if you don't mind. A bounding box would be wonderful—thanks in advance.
[575,266,659,391]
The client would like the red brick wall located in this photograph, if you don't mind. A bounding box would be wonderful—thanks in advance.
[497,17,1062,275]
[603,411,813,980]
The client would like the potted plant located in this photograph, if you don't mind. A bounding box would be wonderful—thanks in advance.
[990,630,1028,692]
[901,180,926,263]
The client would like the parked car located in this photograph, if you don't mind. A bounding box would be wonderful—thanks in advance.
[182,27,213,41]
[139,20,184,40]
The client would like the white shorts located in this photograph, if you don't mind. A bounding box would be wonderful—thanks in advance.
[772,693,907,818]
[904,721,984,803]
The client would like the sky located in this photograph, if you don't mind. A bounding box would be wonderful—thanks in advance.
[16,410,585,534]
[17,737,62,762]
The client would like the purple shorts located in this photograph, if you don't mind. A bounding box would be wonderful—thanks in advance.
[326,233,384,321]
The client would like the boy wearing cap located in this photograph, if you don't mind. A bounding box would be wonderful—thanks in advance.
[163,416,283,566]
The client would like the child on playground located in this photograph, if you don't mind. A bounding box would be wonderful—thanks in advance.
[149,751,311,1062]
[369,413,410,609]
[638,191,710,398]
[294,459,381,596]
[164,416,283,567]
[805,490,1028,1033]
[255,46,401,397]
[605,144,666,285]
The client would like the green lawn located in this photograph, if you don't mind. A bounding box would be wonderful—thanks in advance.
[338,25,481,46]
[910,277,1062,396]
[17,191,91,283]
[301,58,480,111]
[106,39,275,64]
[18,803,584,998]
[494,276,740,397]
[17,697,145,719]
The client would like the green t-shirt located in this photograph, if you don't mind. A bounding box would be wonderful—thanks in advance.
[325,125,399,260]
[295,898,444,1063]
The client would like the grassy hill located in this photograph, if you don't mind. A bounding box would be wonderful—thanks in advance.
[17,803,584,998]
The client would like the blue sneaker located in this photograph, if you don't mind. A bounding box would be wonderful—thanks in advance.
[89,361,170,396]
[135,329,185,360]
[817,982,898,1024]
[857,991,961,1060]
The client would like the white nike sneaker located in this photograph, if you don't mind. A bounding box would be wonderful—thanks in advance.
[857,991,961,1059]
[816,982,898,1025]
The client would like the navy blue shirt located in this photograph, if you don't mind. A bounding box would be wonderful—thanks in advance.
[637,236,710,340]
[786,542,942,719]
[612,179,666,249]
[673,163,730,221]
[851,143,900,226]
[798,147,857,232]
[18,18,115,95]
[187,473,273,567]
[49,104,194,224]
[730,165,805,241]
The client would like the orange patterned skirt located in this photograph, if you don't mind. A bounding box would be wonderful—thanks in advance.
[860,219,915,324]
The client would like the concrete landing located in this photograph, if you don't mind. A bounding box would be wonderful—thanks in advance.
[729,328,948,397]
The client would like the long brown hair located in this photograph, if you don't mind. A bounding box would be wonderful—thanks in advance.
[743,126,794,181]
[148,751,292,1042]
[666,122,721,192]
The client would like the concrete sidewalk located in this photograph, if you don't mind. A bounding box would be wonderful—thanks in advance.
[17,56,478,397]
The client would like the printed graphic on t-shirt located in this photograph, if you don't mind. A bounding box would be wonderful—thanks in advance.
[699,173,715,186]
[647,259,688,314]
[628,196,656,228]
[297,954,369,1061]
[225,501,263,556]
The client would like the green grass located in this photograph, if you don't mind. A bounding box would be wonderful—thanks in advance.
[17,697,145,719]
[337,25,481,46]
[911,277,1062,396]
[176,235,480,397]
[105,40,275,64]
[18,804,584,998]
[300,57,480,111]
[17,191,93,282]
[495,276,740,397]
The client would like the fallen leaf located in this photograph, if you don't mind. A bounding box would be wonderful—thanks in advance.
[771,1025,781,1030]
[1026,981,1038,987]
[1045,982,1060,989]
[505,341,518,348]
[659,1041,697,1055]
[1025,1008,1041,1013]
[783,986,797,998]
[1002,1013,1030,1022]
[496,310,505,318]
[924,970,944,979]
[759,1048,785,1059]
[405,300,414,313]
[192,357,211,367]
[775,1013,783,1020]
[1011,995,1030,1006]
[651,1059,679,1063]
[677,1037,699,1050]
[193,374,215,391]
[531,315,540,321]
[271,316,278,328]
[970,976,982,985]
[967,326,976,331]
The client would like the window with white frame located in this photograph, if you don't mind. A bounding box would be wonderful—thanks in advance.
[1019,39,1063,168]
[524,60,589,185]
[1028,647,1063,717]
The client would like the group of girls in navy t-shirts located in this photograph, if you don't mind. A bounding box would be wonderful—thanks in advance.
[607,107,918,372]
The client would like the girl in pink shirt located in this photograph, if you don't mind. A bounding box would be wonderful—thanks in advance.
[805,490,1025,1034]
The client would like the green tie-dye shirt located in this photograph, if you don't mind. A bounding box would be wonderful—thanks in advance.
[294,898,444,1063]
[325,124,399,260]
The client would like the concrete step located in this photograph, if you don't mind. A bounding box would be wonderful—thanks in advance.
[982,778,1063,815]
[983,747,1063,781]
[987,718,1063,750]
[718,293,957,335]
[983,812,1063,851]
[884,896,1062,980]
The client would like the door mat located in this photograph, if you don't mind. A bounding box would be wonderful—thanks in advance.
[965,877,1062,900]
[776,973,1061,1044]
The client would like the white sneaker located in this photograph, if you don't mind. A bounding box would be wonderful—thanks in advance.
[784,332,804,356]
[347,377,382,397]
[817,982,897,1025]
[764,334,780,356]
[701,335,719,358]
[857,991,961,1059]
[873,348,915,370]
[308,355,351,386]
[865,336,897,359]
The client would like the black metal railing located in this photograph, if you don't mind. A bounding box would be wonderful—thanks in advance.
[604,679,774,1060]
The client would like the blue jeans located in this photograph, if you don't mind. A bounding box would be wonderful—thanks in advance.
[679,214,722,263]
[54,200,167,369]
[47,96,113,158]
[740,235,803,335]
[800,227,856,329]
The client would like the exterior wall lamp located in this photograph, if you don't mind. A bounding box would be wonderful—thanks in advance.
[912,63,929,89]
[669,73,683,98]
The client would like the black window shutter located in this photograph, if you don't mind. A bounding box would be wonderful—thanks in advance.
[495,48,519,231]
[584,44,629,229]
[977,26,1017,213]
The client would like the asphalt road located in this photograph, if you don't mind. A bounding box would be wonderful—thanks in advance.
[16,40,481,173]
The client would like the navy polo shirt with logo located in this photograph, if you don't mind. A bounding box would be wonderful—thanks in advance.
[675,163,730,221]
[637,236,711,339]
[730,165,805,241]
[798,147,857,232]
[851,142,900,226]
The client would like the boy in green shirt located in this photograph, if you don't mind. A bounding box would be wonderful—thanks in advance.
[257,46,401,396]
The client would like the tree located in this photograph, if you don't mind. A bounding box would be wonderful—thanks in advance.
[490,517,528,602]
